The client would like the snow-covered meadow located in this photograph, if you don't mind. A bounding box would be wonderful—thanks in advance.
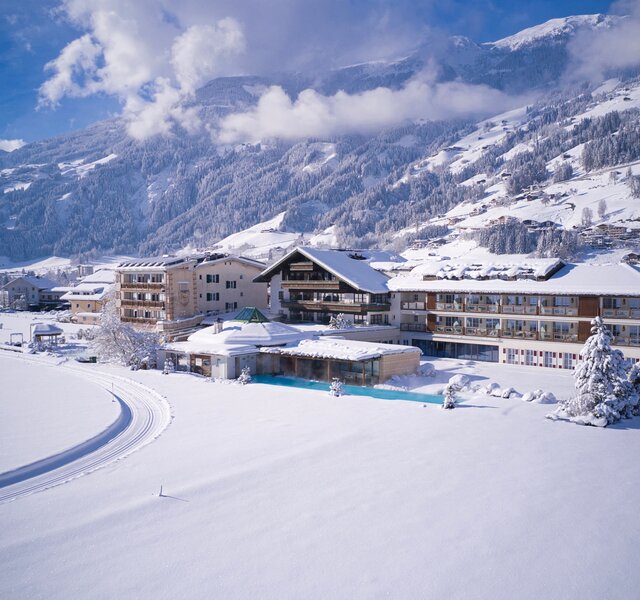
[1,330,640,599]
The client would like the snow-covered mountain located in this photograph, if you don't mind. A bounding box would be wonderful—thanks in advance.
[0,13,638,261]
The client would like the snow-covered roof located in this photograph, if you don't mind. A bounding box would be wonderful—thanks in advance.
[164,341,257,357]
[79,269,116,284]
[262,338,421,361]
[1,275,58,290]
[408,258,563,281]
[60,282,113,302]
[187,320,308,348]
[118,256,193,270]
[256,246,390,294]
[31,323,63,336]
[388,263,640,296]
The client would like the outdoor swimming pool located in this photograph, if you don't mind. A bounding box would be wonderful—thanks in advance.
[252,374,444,404]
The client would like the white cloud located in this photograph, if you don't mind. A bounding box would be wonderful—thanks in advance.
[217,74,520,143]
[568,2,640,82]
[0,139,26,152]
[39,0,245,140]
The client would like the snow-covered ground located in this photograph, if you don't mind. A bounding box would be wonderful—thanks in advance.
[0,355,117,472]
[1,343,640,599]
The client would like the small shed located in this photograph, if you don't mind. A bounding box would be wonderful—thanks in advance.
[30,323,64,345]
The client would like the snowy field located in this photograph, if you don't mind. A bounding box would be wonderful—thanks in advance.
[0,356,117,472]
[1,349,640,599]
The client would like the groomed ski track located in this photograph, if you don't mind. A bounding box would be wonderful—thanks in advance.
[0,353,171,503]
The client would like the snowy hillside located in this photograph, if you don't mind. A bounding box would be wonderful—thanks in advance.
[1,13,639,261]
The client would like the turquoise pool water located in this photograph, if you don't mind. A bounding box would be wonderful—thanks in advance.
[252,374,444,404]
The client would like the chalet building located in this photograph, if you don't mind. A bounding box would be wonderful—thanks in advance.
[59,269,115,325]
[254,247,392,326]
[0,275,63,310]
[388,261,640,369]
[116,253,268,334]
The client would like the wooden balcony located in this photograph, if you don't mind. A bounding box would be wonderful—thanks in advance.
[120,299,165,308]
[282,300,390,314]
[120,282,164,291]
[281,280,341,290]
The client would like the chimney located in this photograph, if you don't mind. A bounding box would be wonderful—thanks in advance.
[214,317,223,334]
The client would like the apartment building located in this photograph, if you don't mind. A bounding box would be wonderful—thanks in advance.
[388,261,640,369]
[116,253,267,333]
[255,247,392,326]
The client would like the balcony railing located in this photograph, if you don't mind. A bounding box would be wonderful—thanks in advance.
[281,280,341,290]
[612,336,640,347]
[400,323,427,332]
[465,304,500,313]
[539,332,579,342]
[539,306,578,316]
[120,282,164,290]
[435,302,464,312]
[501,305,538,315]
[602,308,640,319]
[120,299,165,308]
[283,300,391,313]
[401,302,426,310]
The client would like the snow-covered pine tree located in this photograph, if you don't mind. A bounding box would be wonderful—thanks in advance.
[442,383,456,409]
[549,317,636,426]
[237,366,252,385]
[163,356,175,375]
[328,313,353,329]
[329,378,343,397]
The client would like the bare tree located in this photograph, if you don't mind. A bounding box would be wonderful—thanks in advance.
[581,207,593,228]
[597,199,607,220]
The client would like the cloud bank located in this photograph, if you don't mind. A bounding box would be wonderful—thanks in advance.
[39,0,245,139]
[217,75,520,143]
[0,139,26,152]
[568,1,640,82]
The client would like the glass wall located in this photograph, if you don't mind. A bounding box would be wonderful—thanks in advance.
[412,339,499,362]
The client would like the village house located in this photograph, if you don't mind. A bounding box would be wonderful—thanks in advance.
[0,275,63,310]
[60,269,116,325]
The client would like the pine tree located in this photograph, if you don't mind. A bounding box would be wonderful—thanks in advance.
[237,366,252,385]
[549,317,636,426]
[442,383,456,409]
[329,378,343,397]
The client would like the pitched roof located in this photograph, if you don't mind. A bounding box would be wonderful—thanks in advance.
[1,275,58,290]
[256,246,389,294]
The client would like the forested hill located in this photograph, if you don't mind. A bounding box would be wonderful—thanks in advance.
[1,13,638,261]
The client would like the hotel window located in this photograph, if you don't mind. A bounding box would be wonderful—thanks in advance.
[225,301,238,310]
[206,293,219,302]
[506,348,518,364]
[226,280,236,289]
[206,274,219,284]
[544,351,555,368]
[562,353,574,370]
[525,349,535,366]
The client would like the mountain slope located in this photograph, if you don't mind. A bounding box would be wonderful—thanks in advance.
[0,13,635,261]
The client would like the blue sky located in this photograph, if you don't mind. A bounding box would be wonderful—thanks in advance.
[0,0,616,144]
